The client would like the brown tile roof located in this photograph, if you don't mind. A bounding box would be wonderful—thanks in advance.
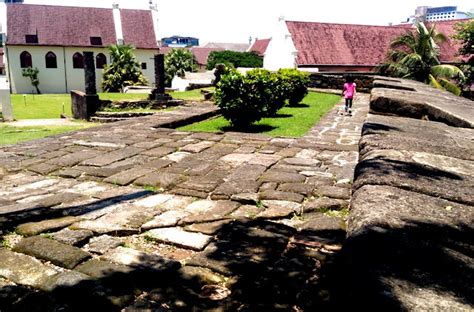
[7,4,117,47]
[202,42,249,52]
[249,39,270,56]
[286,20,463,66]
[286,21,409,66]
[428,20,463,63]
[120,9,158,49]
[6,4,157,49]
[190,47,223,65]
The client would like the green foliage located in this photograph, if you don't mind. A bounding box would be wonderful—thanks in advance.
[21,67,41,94]
[101,44,148,92]
[380,22,464,95]
[164,48,197,86]
[453,19,474,93]
[277,68,310,106]
[215,69,261,128]
[206,51,263,70]
[215,68,310,128]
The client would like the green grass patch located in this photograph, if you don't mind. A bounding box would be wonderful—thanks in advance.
[11,89,213,119]
[178,92,340,137]
[0,124,94,146]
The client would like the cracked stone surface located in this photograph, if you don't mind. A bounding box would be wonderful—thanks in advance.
[0,97,372,310]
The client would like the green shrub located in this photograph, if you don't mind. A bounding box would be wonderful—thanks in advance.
[215,68,310,128]
[246,68,286,116]
[277,69,310,106]
[165,48,197,87]
[215,69,262,128]
[207,51,263,70]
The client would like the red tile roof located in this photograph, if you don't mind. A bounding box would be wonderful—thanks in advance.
[286,20,462,66]
[6,4,157,49]
[7,4,117,47]
[120,9,158,49]
[249,39,270,56]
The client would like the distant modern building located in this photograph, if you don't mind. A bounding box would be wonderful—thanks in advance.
[0,0,24,3]
[402,6,472,24]
[161,36,199,48]
[263,17,463,72]
[2,3,160,94]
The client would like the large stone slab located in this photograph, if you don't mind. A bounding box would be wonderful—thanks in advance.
[146,227,212,251]
[16,216,81,236]
[339,184,474,310]
[361,114,474,161]
[370,82,474,128]
[354,149,474,205]
[13,236,91,269]
[102,246,180,272]
[51,228,94,246]
[0,249,58,288]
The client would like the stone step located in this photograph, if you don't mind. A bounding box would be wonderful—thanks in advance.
[94,111,155,118]
[90,116,130,123]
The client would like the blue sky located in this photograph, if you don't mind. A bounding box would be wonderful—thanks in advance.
[23,0,473,43]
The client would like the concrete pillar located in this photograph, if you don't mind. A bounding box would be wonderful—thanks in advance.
[84,52,97,95]
[149,54,171,101]
[0,76,13,121]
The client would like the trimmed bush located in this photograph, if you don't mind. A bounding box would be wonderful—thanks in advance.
[277,68,310,106]
[215,68,310,128]
[215,69,262,128]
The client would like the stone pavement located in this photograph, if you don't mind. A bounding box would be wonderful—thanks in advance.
[0,97,368,310]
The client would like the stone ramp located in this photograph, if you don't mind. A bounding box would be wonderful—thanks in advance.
[340,78,474,310]
[0,96,369,310]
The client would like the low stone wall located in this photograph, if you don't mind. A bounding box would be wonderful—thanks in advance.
[308,73,377,93]
[97,98,184,111]
[336,77,474,310]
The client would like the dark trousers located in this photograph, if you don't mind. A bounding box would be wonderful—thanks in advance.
[345,98,353,111]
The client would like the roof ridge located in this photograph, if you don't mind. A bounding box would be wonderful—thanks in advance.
[286,20,411,29]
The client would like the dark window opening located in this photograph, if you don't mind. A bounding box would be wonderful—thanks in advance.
[141,62,147,70]
[25,34,38,44]
[96,53,107,69]
[72,52,84,69]
[90,37,103,46]
[20,51,32,68]
[45,51,57,68]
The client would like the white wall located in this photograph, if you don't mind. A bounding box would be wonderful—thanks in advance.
[263,17,298,71]
[8,45,156,94]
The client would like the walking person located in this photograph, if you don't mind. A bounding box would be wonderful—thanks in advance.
[342,76,356,116]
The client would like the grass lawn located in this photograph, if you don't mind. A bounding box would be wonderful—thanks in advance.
[11,88,213,119]
[178,92,341,137]
[0,123,94,146]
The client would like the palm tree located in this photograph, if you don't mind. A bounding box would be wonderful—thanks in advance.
[380,22,465,95]
[164,48,197,86]
[101,44,148,92]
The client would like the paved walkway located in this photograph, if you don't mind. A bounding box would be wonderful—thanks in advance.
[0,96,369,310]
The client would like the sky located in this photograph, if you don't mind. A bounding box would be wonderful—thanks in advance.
[21,0,473,44]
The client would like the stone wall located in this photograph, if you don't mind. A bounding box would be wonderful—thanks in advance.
[336,77,474,310]
[308,73,376,93]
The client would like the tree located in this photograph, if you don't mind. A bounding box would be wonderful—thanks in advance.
[22,67,41,94]
[206,51,263,70]
[164,48,197,86]
[101,44,148,92]
[380,22,464,95]
[453,18,474,94]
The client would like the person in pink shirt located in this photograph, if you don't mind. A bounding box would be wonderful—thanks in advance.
[342,76,356,115]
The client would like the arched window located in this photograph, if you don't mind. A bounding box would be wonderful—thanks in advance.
[72,52,84,69]
[45,51,57,68]
[96,53,107,69]
[20,51,32,68]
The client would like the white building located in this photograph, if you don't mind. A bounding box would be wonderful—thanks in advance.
[263,17,297,71]
[2,3,160,94]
